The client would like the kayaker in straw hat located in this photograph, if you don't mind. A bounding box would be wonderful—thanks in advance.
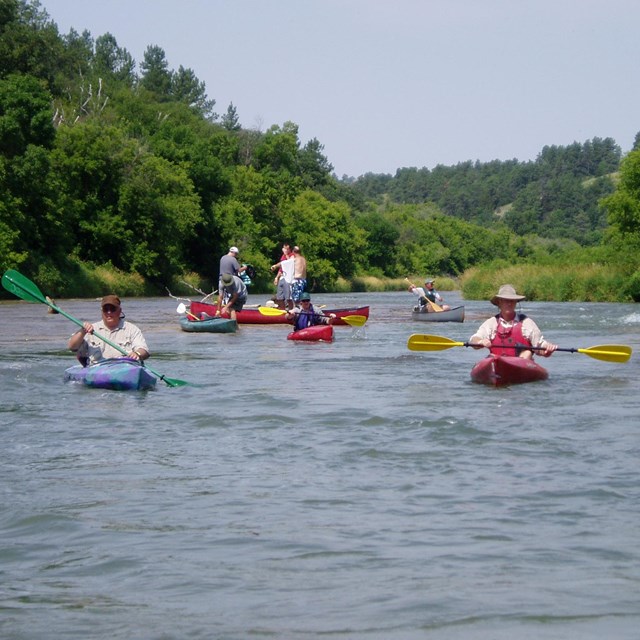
[469,284,557,359]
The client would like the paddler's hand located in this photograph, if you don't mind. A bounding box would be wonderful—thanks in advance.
[540,342,557,357]
[81,321,94,335]
[470,337,490,350]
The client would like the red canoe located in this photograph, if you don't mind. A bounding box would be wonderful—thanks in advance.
[189,300,369,326]
[470,354,549,386]
[287,325,334,342]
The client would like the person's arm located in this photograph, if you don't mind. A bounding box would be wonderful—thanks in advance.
[469,318,494,349]
[222,291,239,313]
[524,318,557,357]
[128,325,150,361]
[68,322,93,351]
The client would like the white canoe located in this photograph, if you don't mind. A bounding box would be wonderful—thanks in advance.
[411,305,465,323]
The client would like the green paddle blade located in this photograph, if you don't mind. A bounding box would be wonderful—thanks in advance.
[2,269,48,304]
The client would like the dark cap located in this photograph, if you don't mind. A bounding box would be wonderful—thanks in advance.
[299,292,311,301]
[101,294,121,308]
[221,274,234,286]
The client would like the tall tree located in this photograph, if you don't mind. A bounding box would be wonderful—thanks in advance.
[171,65,216,119]
[221,102,241,131]
[93,32,135,85]
[139,44,172,97]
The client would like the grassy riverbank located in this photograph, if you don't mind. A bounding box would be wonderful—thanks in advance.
[12,261,637,304]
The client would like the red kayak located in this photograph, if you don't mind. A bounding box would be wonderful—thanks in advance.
[470,354,549,386]
[287,325,334,342]
[189,300,369,325]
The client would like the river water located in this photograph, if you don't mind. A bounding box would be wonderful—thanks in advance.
[1,291,639,639]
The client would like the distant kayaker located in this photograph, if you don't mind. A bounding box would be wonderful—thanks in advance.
[67,295,150,366]
[408,278,450,311]
[285,291,336,331]
[469,284,557,359]
[216,273,248,321]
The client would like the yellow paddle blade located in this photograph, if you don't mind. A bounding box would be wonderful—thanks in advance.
[407,334,466,351]
[575,344,632,363]
[341,314,367,327]
[258,306,287,316]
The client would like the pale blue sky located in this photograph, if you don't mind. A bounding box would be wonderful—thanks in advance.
[45,0,640,178]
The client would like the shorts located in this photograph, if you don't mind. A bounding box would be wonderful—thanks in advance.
[229,296,247,312]
[291,278,307,302]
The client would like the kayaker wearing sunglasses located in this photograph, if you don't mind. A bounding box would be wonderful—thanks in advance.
[67,295,150,366]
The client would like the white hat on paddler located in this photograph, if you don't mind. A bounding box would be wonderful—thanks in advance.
[490,284,526,306]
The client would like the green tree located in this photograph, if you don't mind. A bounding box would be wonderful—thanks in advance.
[117,154,203,282]
[603,149,640,237]
[139,44,172,97]
[280,190,366,288]
[0,0,66,89]
[0,72,60,274]
[221,102,241,131]
[171,65,216,119]
[94,32,135,85]
[356,211,400,276]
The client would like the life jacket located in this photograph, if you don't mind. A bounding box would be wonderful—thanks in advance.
[490,313,531,357]
[294,305,319,331]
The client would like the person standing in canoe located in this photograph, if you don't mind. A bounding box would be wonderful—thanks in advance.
[216,273,248,321]
[469,284,557,359]
[291,245,308,303]
[67,295,150,366]
[285,291,335,331]
[408,278,450,311]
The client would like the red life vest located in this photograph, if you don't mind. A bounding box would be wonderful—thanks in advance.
[490,313,532,357]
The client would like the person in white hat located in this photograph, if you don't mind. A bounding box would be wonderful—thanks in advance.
[218,246,246,292]
[469,284,557,359]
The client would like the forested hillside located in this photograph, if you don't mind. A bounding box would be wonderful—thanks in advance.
[2,0,639,301]
[346,138,620,245]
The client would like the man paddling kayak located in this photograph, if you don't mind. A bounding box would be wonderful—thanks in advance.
[68,295,150,366]
[469,284,557,359]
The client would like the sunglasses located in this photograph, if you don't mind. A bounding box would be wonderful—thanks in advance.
[102,305,119,312]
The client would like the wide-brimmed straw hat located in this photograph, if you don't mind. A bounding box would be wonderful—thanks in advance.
[490,284,525,306]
